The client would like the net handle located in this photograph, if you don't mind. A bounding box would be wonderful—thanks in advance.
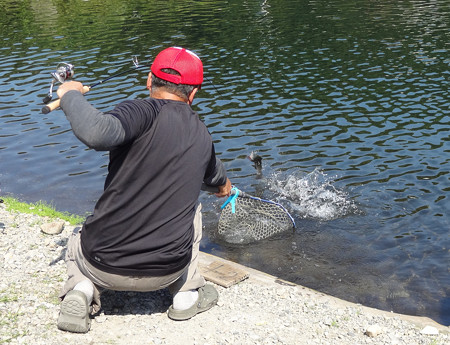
[220,187,240,213]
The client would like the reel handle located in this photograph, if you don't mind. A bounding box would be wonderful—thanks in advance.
[41,85,90,114]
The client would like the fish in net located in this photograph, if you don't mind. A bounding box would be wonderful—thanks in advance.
[217,188,295,244]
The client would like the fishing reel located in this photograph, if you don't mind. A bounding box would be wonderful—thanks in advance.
[41,56,147,110]
[42,62,74,104]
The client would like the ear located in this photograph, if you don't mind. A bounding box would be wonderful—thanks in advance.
[187,87,199,105]
[146,72,152,91]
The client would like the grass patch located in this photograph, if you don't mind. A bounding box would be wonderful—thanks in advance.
[1,197,84,225]
[0,294,18,303]
[0,285,23,343]
[0,311,25,344]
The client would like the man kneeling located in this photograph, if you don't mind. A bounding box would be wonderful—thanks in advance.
[55,47,231,333]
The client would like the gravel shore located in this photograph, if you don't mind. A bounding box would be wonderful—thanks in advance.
[1,202,448,345]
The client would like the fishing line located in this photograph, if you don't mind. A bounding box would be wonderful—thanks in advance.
[90,57,150,88]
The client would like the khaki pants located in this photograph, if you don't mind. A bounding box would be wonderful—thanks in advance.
[59,203,205,313]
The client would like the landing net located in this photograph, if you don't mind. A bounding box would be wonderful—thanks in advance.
[217,189,295,244]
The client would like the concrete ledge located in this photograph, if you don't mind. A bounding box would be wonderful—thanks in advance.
[199,251,449,334]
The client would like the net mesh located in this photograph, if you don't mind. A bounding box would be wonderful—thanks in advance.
[217,196,294,244]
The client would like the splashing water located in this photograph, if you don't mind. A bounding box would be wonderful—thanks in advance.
[269,169,357,220]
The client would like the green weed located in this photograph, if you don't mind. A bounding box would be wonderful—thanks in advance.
[2,197,84,225]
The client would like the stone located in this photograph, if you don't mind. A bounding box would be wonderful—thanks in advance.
[40,221,65,235]
[420,325,439,335]
[365,324,382,337]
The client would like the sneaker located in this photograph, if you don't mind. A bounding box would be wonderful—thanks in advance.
[57,290,91,333]
[168,284,219,321]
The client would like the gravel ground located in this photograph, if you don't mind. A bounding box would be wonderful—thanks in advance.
[0,202,448,345]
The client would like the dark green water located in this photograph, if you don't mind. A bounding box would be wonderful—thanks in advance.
[0,0,448,325]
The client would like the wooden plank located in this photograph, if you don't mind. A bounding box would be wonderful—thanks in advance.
[200,260,249,288]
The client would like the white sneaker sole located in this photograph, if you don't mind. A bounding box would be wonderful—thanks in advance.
[57,290,91,333]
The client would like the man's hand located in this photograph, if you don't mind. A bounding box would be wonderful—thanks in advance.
[56,81,87,99]
[215,178,232,198]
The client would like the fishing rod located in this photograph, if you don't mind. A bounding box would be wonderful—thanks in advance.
[41,56,149,114]
[41,55,224,114]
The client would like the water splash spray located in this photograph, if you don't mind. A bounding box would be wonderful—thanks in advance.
[269,168,358,220]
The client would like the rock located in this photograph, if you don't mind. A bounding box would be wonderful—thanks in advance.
[365,324,382,337]
[420,325,439,335]
[40,221,65,235]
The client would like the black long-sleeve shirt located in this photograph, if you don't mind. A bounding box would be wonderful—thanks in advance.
[60,91,227,276]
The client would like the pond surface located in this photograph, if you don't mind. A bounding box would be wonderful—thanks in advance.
[0,0,448,325]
